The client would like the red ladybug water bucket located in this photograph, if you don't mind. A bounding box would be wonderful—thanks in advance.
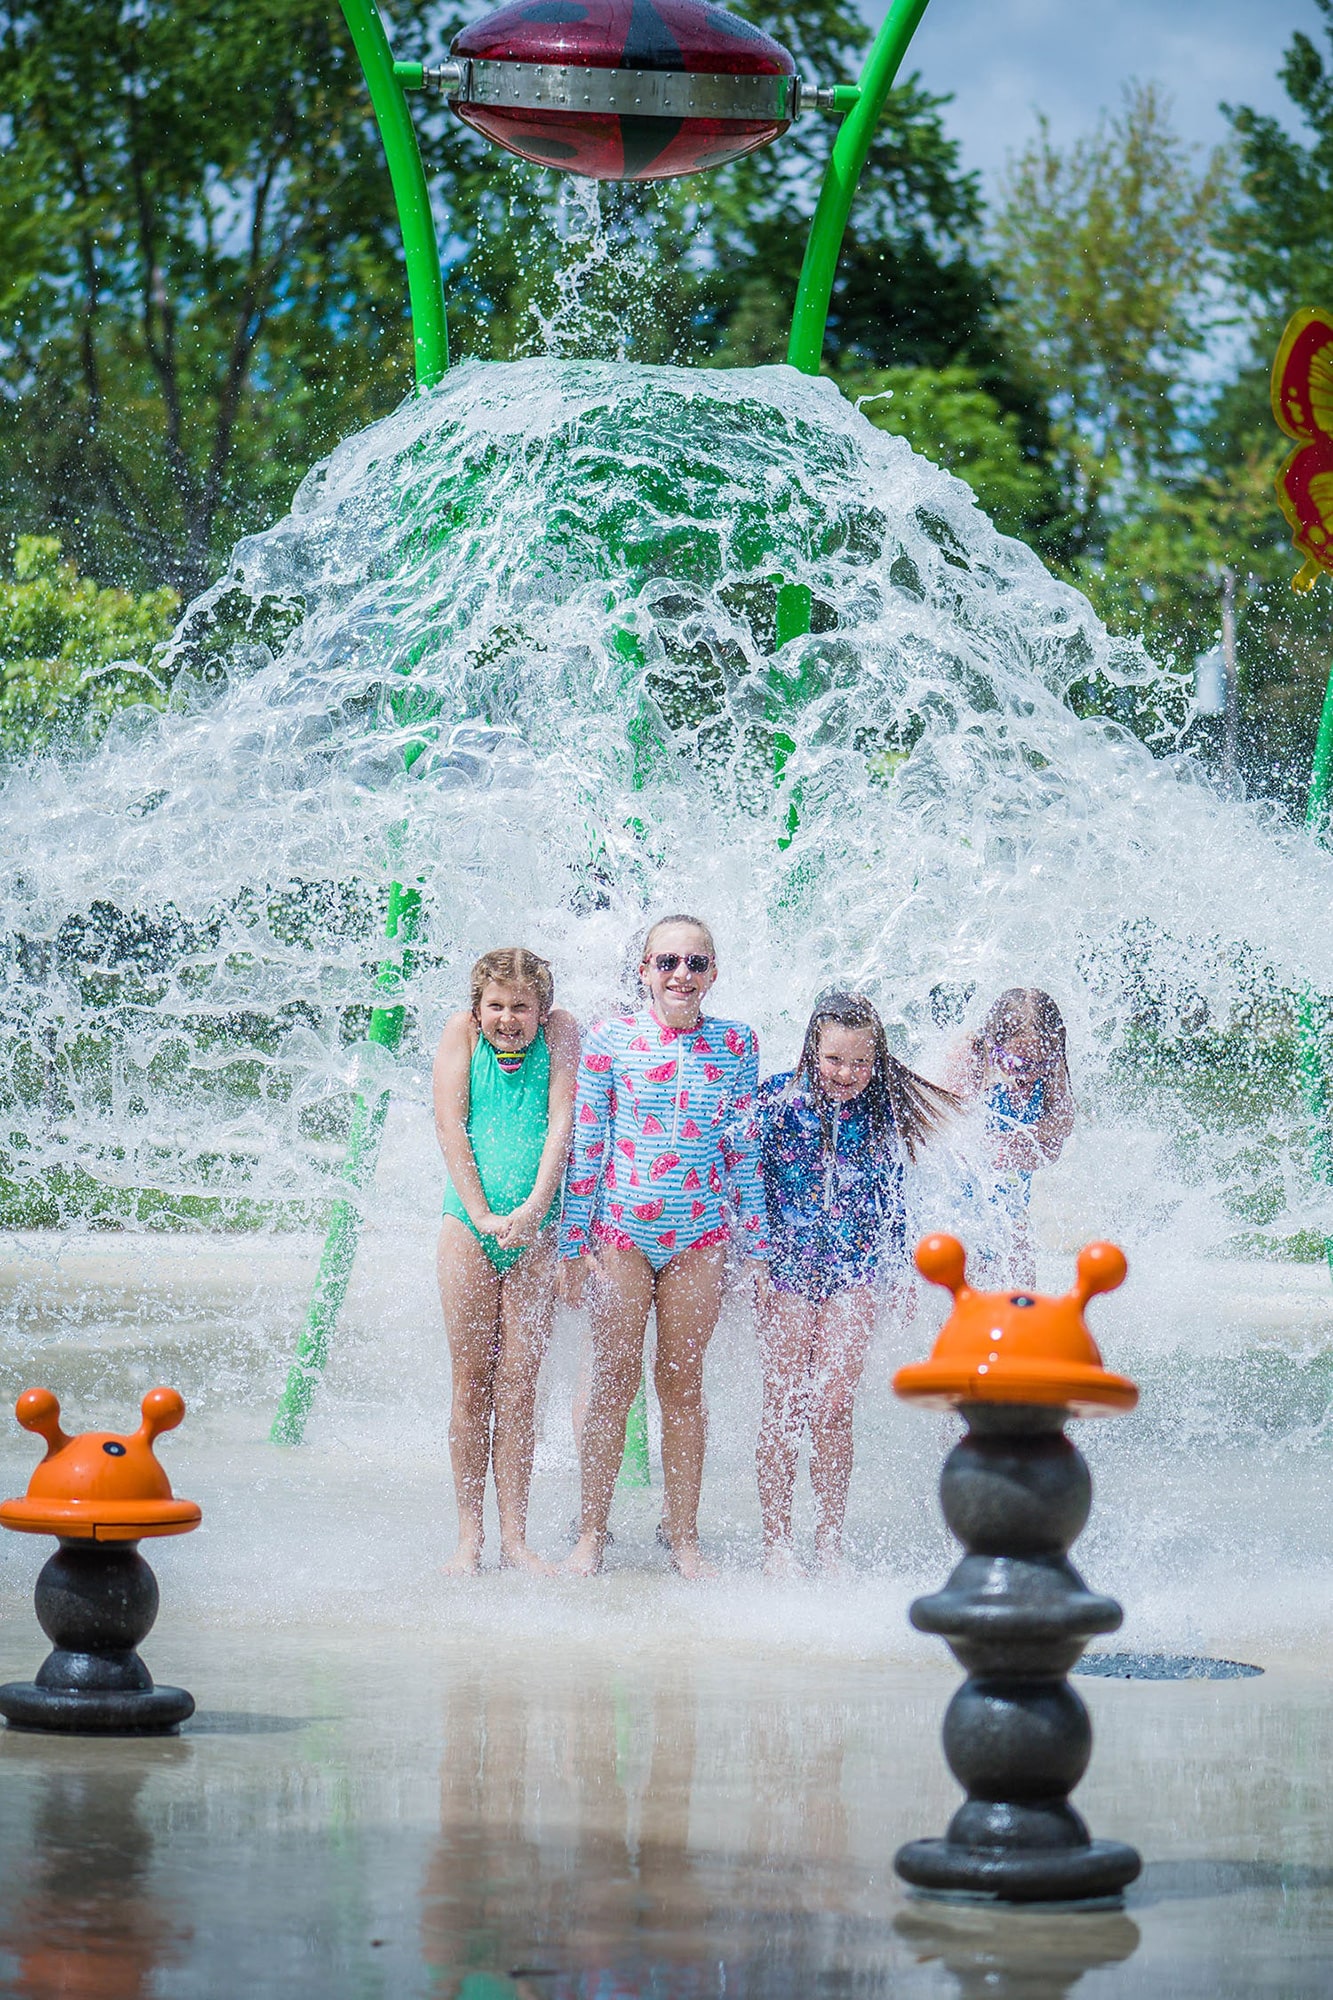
[446,0,803,181]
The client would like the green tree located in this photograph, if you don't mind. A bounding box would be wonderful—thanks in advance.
[993,81,1227,559]
[840,364,1058,541]
[1075,11,1333,807]
[1,0,1014,603]
[1210,0,1333,802]
[1220,0,1333,377]
[0,536,177,754]
[0,0,471,600]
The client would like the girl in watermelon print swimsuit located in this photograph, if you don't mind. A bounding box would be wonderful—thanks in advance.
[560,915,768,1578]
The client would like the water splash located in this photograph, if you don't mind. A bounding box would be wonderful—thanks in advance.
[2,357,1333,1642]
[526,179,663,360]
[3,357,1329,1248]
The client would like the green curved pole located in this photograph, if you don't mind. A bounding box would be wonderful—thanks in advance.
[271,880,420,1444]
[787,0,934,375]
[336,0,448,388]
[1304,667,1333,847]
[273,3,446,1443]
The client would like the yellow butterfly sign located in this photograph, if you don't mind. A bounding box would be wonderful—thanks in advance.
[1272,306,1333,592]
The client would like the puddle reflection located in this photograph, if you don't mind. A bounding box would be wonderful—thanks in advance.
[418,1655,1150,1997]
[896,1905,1141,2000]
[421,1657,888,1996]
[0,1757,190,2000]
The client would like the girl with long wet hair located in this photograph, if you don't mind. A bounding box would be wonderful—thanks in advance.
[755,991,955,1575]
[942,986,1075,1287]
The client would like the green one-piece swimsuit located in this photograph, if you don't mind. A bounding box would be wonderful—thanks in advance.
[441,1029,554,1274]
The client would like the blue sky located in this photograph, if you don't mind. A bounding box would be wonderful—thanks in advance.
[861,0,1323,185]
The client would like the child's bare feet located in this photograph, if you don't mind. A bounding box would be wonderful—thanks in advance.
[501,1543,555,1577]
[668,1539,719,1582]
[441,1532,484,1576]
[813,1536,846,1578]
[762,1541,805,1580]
[561,1530,606,1577]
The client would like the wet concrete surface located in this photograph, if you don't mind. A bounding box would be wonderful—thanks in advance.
[0,1231,1329,1995]
[0,1622,1328,1997]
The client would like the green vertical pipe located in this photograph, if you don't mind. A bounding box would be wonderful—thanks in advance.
[274,6,446,1442]
[772,580,814,848]
[1299,662,1333,1276]
[337,0,448,388]
[618,1379,651,1489]
[272,884,421,1444]
[787,0,934,376]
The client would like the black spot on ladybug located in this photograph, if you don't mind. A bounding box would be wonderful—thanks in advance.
[622,0,682,68]
[102,1440,128,1456]
[619,113,682,176]
[1009,1295,1036,1308]
[521,134,582,160]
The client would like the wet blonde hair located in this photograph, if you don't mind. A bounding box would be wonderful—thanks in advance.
[469,948,554,1019]
[641,914,717,966]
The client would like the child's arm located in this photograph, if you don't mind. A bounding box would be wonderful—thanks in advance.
[721,1027,769,1265]
[939,1037,980,1101]
[1033,1073,1075,1164]
[493,1008,581,1250]
[991,1076,1074,1173]
[432,1011,503,1236]
[558,1018,616,1262]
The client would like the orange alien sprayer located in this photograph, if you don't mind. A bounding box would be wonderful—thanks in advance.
[0,1386,202,1541]
[894,1233,1138,1417]
[0,1387,201,1734]
[892,1235,1142,1904]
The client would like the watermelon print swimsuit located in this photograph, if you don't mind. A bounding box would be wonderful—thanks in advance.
[560,1008,770,1271]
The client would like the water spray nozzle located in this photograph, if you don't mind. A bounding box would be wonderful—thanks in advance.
[442,0,818,182]
[0,1387,202,1541]
[894,1234,1138,1418]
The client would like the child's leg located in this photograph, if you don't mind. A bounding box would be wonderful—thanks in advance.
[437,1216,503,1573]
[756,1287,816,1572]
[653,1239,728,1579]
[807,1286,876,1569]
[1006,1214,1038,1289]
[493,1229,558,1572]
[564,1245,655,1576]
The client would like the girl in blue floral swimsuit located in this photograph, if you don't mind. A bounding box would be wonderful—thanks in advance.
[756,991,955,1575]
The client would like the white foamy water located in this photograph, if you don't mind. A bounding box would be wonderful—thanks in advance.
[1,358,1331,1650]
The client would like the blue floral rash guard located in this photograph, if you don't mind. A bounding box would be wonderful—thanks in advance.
[756,1071,906,1303]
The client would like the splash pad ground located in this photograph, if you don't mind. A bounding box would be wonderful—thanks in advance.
[1,1624,1331,1999]
[0,1207,1331,1996]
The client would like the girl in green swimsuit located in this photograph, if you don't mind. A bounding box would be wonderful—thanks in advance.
[434,948,579,1575]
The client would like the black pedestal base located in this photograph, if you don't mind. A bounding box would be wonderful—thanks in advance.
[893,1406,1144,1910]
[0,1680,194,1735]
[896,1836,1141,1905]
[0,1538,193,1737]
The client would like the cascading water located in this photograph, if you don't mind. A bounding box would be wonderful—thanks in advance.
[2,356,1333,1653]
